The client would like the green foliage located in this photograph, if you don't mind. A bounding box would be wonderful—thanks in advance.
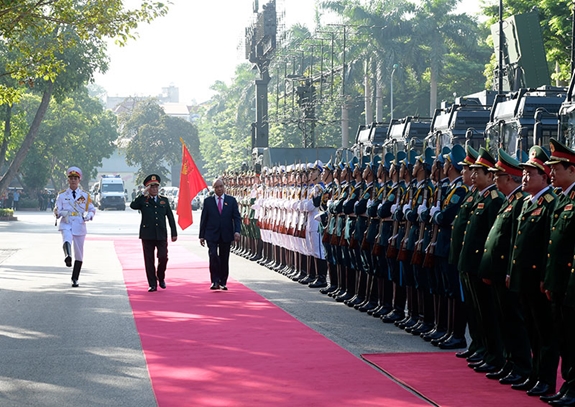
[120,99,201,184]
[17,87,119,192]
[0,0,170,104]
[0,208,14,217]
[196,65,257,179]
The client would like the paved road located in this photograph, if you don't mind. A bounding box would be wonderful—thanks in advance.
[0,208,448,406]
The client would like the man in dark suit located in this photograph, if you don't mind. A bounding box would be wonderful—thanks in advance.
[199,178,241,290]
[130,174,178,292]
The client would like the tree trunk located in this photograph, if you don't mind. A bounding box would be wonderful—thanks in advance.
[0,82,53,196]
[0,104,12,167]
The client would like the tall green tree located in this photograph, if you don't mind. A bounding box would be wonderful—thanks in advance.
[120,99,200,184]
[0,1,169,196]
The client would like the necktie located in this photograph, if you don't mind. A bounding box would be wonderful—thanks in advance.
[218,197,222,214]
[72,190,76,199]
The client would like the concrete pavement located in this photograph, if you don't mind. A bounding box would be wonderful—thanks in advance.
[0,210,445,406]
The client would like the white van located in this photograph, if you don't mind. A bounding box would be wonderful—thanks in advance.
[93,175,126,210]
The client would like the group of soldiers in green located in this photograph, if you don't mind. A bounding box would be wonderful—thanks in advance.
[225,137,575,406]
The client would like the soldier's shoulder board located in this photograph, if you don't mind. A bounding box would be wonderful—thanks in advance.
[544,193,555,203]
[59,189,66,194]
[491,190,499,199]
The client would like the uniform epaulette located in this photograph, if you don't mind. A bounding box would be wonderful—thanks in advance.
[491,190,499,199]
[59,189,66,194]
[455,181,462,188]
[544,193,555,203]
[515,191,524,200]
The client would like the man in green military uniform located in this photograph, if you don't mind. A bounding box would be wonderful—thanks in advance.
[449,146,481,357]
[130,174,178,292]
[508,146,559,397]
[478,149,531,384]
[540,139,575,405]
[459,147,505,373]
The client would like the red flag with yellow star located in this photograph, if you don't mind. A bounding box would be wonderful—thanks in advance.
[177,141,207,230]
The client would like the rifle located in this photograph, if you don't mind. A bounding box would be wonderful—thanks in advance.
[385,184,404,258]
[397,182,414,262]
[423,135,444,268]
[362,164,383,251]
[423,182,442,269]
[411,185,430,266]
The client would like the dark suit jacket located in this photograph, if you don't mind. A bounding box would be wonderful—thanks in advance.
[199,194,241,243]
[130,194,177,240]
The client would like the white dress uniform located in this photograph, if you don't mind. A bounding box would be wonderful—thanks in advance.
[55,187,95,261]
[54,166,96,287]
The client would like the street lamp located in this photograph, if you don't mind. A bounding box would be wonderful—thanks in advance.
[390,64,399,121]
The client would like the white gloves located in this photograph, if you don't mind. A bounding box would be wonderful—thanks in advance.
[402,203,411,214]
[417,200,427,216]
[84,212,94,221]
[59,210,68,218]
[391,203,398,213]
[430,205,440,218]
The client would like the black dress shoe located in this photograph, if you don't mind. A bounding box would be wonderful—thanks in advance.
[468,360,485,369]
[399,317,419,330]
[411,322,433,336]
[499,373,528,385]
[210,283,220,290]
[541,392,565,402]
[486,366,510,380]
[511,378,536,391]
[159,280,166,289]
[455,349,474,359]
[549,395,575,406]
[65,256,72,267]
[148,286,157,292]
[220,285,228,291]
[526,381,554,397]
[404,320,422,333]
[466,352,484,363]
[422,329,446,342]
[372,306,392,318]
[320,285,337,295]
[473,363,499,373]
[381,310,405,323]
[431,332,451,347]
[71,279,79,287]
[357,301,378,312]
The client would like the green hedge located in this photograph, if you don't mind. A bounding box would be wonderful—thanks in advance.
[0,208,14,217]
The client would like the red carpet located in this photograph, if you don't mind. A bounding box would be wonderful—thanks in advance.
[362,352,561,407]
[115,240,429,407]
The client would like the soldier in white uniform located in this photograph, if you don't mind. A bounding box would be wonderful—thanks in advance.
[54,166,96,287]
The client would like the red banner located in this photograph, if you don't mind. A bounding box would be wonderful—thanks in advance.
[177,143,207,230]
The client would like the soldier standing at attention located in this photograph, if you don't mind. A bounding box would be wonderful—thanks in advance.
[130,174,178,292]
[426,145,468,349]
[540,138,575,405]
[508,146,558,397]
[478,149,531,385]
[54,166,96,287]
[459,148,505,374]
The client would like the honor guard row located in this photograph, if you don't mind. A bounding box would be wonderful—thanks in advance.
[226,137,575,406]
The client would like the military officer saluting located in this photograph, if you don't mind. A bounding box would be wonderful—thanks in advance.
[130,174,178,292]
[54,166,96,287]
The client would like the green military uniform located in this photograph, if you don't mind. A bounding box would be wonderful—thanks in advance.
[478,149,531,380]
[459,148,505,371]
[509,146,559,393]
